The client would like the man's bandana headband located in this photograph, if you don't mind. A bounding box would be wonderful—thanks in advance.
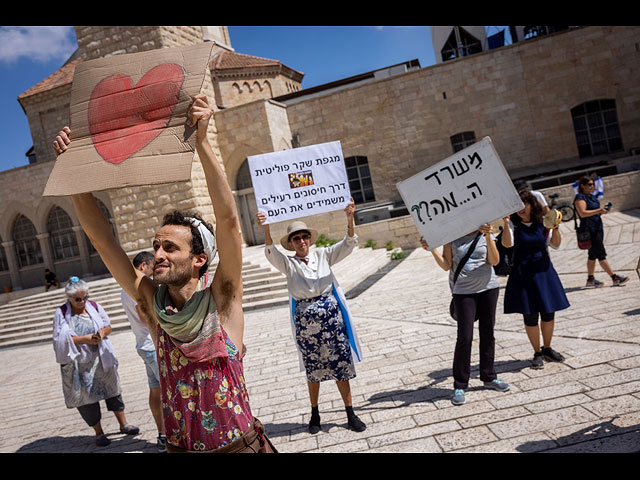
[185,217,217,265]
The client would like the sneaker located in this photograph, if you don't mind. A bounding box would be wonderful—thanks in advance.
[451,389,466,406]
[157,434,166,453]
[611,274,629,286]
[586,277,604,288]
[542,346,565,362]
[483,379,510,392]
[531,351,544,369]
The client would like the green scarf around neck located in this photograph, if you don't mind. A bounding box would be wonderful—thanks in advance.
[153,273,214,343]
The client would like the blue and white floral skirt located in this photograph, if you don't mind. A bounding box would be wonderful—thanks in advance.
[294,293,356,383]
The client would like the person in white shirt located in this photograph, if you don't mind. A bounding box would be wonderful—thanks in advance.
[256,199,366,434]
[120,251,166,451]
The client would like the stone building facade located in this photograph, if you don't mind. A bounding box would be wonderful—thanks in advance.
[1,25,639,293]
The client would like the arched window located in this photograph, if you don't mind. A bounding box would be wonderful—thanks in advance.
[12,215,43,268]
[450,131,476,153]
[47,206,79,260]
[345,156,375,204]
[571,99,623,158]
[236,159,253,190]
[86,199,116,253]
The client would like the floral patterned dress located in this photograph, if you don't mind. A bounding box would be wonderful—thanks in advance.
[156,324,253,451]
[294,293,356,383]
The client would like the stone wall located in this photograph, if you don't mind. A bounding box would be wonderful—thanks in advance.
[284,26,640,207]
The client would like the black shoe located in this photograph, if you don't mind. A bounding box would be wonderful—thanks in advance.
[347,413,366,432]
[531,351,544,369]
[542,347,565,362]
[95,434,111,447]
[308,407,321,434]
[308,421,321,434]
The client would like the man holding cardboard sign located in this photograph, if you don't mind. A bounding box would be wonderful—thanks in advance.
[52,94,276,453]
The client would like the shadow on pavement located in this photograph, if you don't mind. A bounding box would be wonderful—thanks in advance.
[515,417,640,453]
[15,434,156,453]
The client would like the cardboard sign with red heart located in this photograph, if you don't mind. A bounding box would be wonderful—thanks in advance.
[43,42,216,196]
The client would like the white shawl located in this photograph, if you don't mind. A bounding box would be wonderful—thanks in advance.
[52,300,118,371]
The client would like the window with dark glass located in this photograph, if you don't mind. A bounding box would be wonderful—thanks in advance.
[0,238,8,272]
[13,215,43,267]
[441,27,482,62]
[450,132,476,153]
[571,99,623,158]
[47,206,79,260]
[345,156,375,204]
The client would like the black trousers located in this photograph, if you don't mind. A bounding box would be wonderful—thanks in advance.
[452,288,499,390]
[76,395,125,427]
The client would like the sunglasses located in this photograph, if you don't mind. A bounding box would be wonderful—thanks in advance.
[587,182,594,186]
[290,233,311,243]
[73,295,89,303]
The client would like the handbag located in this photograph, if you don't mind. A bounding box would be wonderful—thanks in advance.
[449,232,482,321]
[573,206,592,250]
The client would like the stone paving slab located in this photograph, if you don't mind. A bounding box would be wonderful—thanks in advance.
[1,210,639,453]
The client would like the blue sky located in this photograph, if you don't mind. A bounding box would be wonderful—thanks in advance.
[0,26,510,173]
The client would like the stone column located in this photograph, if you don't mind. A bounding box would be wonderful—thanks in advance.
[72,226,92,277]
[36,233,54,271]
[1,241,22,289]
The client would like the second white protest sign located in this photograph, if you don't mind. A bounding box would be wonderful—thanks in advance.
[249,141,351,224]
[396,137,523,249]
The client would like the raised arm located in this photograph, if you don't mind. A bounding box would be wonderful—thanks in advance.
[420,237,452,271]
[53,128,155,311]
[188,95,243,310]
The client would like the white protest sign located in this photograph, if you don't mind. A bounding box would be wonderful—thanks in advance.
[396,137,523,249]
[249,141,351,224]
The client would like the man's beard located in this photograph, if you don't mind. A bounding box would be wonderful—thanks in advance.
[152,258,193,286]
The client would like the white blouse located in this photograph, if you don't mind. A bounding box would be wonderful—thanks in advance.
[265,232,358,300]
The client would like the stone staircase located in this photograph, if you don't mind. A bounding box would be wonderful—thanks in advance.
[0,244,392,350]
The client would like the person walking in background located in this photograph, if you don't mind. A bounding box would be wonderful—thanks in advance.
[573,176,629,288]
[256,200,366,434]
[420,221,510,406]
[52,276,139,447]
[502,190,569,369]
[120,251,166,452]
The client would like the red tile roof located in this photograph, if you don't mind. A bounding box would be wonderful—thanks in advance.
[211,50,303,78]
[18,58,83,101]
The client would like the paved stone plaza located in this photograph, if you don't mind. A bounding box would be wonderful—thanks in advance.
[1,210,639,453]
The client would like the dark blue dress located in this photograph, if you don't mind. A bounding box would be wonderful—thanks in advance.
[504,222,570,315]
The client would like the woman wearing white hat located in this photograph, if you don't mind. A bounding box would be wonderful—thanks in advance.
[256,199,366,434]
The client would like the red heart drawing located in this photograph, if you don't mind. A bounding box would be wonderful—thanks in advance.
[88,63,185,164]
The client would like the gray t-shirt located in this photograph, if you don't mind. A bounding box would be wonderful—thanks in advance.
[448,232,499,295]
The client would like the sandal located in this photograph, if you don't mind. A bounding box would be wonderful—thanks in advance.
[120,424,140,435]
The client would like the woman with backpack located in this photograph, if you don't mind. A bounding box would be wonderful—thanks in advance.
[52,276,139,447]
[420,219,511,406]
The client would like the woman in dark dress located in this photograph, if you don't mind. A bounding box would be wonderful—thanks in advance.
[573,176,629,288]
[501,190,570,369]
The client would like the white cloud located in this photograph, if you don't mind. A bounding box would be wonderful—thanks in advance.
[0,26,76,63]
